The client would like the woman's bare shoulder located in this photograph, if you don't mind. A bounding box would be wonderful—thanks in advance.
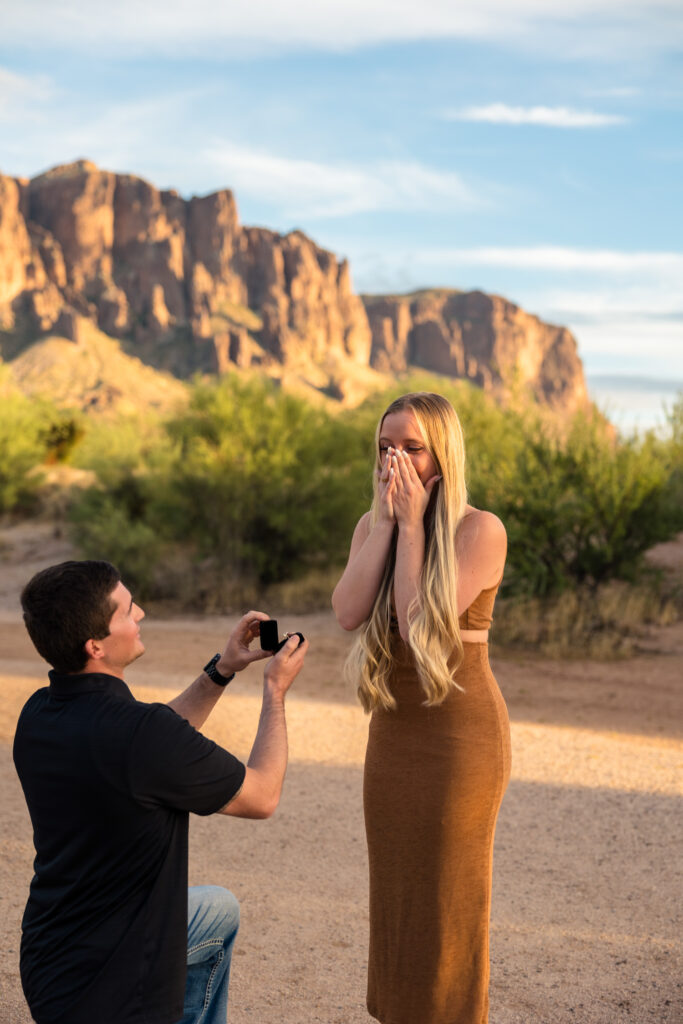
[461,506,507,540]
[457,509,507,587]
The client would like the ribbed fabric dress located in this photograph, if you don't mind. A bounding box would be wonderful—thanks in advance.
[363,582,511,1024]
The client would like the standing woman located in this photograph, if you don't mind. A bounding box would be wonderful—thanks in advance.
[332,392,510,1024]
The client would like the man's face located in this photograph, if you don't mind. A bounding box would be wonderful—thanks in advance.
[92,582,145,675]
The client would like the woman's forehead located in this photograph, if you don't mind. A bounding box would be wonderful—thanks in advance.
[379,409,425,439]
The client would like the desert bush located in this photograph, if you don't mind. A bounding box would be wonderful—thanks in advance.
[68,375,371,599]
[65,371,683,615]
[69,409,171,484]
[160,375,369,584]
[0,371,79,512]
[41,411,85,464]
[464,402,678,595]
[69,489,167,598]
[0,394,47,511]
[659,392,683,533]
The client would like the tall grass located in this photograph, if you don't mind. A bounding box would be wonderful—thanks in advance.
[493,579,679,658]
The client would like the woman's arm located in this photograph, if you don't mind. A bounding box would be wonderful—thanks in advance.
[331,512,396,630]
[332,450,398,630]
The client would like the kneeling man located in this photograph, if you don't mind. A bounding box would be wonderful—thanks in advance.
[13,559,307,1024]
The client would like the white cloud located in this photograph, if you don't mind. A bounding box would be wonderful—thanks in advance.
[346,242,683,379]
[0,86,215,184]
[203,142,483,218]
[544,289,683,318]
[408,246,683,325]
[586,86,641,98]
[568,317,682,372]
[443,104,628,128]
[0,67,55,122]
[410,246,683,275]
[2,1,682,59]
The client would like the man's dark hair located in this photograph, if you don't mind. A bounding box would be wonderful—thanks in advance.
[21,560,121,673]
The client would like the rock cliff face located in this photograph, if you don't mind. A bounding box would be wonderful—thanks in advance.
[364,289,588,412]
[0,160,587,412]
[0,160,371,387]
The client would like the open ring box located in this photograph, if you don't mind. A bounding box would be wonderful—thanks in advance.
[259,619,304,653]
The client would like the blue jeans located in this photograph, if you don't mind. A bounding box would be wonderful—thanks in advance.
[176,886,240,1024]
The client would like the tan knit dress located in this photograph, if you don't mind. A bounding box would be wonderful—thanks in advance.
[363,582,511,1024]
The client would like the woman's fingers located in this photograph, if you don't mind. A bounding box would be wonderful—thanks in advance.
[377,451,393,485]
[378,459,394,492]
[392,449,418,491]
[388,449,434,523]
[376,451,397,521]
[396,450,411,484]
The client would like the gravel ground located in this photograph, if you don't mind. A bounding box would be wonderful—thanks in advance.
[0,522,681,1023]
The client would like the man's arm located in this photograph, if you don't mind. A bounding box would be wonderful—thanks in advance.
[219,633,308,818]
[167,610,270,729]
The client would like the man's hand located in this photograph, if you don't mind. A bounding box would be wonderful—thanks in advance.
[219,632,309,818]
[263,633,309,700]
[217,610,272,677]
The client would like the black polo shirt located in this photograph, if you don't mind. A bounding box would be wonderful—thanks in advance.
[13,670,246,1024]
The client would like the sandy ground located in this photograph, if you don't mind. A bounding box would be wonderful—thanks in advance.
[0,522,681,1023]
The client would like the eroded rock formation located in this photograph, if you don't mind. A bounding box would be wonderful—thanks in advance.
[364,289,588,413]
[0,160,587,412]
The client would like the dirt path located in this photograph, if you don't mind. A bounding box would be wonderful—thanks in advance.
[0,522,681,1022]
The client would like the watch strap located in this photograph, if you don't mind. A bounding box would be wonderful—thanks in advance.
[203,653,235,687]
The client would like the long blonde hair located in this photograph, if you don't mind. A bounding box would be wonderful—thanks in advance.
[346,392,468,712]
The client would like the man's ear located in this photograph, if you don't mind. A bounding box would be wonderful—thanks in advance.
[84,637,104,661]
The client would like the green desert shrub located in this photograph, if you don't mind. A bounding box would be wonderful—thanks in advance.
[69,489,167,599]
[0,397,46,511]
[66,371,682,616]
[658,392,683,534]
[0,372,79,512]
[464,402,678,596]
[69,408,171,484]
[68,375,371,601]
[161,375,370,585]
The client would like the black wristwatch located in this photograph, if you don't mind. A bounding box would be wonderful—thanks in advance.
[203,653,235,687]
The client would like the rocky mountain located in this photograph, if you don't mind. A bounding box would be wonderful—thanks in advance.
[0,160,588,412]
[364,289,587,411]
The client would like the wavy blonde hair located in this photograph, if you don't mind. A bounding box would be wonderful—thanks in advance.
[346,392,468,712]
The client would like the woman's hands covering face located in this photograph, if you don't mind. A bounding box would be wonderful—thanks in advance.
[388,447,441,527]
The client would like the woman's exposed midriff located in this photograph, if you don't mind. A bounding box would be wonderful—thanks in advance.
[460,628,489,644]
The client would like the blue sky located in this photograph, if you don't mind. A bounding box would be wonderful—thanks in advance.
[1,1,682,425]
